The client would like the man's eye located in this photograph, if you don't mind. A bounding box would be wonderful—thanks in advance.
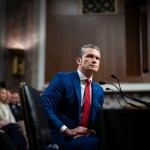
[87,55,93,58]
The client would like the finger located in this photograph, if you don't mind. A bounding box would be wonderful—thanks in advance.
[73,134,85,139]
[77,127,88,132]
[79,126,88,130]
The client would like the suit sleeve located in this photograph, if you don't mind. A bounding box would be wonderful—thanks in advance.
[41,72,65,129]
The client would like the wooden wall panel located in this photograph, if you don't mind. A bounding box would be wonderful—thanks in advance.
[148,0,150,73]
[125,1,141,76]
[45,0,126,83]
[45,0,150,83]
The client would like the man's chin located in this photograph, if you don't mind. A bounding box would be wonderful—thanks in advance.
[88,68,98,73]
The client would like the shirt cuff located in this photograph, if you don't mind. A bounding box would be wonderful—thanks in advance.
[59,125,67,133]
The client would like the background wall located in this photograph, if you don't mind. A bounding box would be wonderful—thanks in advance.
[45,0,150,84]
[0,0,45,91]
[0,0,150,92]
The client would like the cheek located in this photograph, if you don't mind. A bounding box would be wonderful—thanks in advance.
[2,94,6,98]
[83,62,89,67]
[97,60,100,65]
[84,59,90,64]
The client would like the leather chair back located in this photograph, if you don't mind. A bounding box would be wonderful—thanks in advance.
[19,82,51,150]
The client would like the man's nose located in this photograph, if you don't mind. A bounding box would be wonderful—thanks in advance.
[92,57,97,62]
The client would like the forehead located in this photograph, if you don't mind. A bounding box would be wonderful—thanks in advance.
[0,89,6,92]
[83,48,100,56]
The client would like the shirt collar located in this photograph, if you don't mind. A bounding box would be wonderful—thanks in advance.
[77,70,92,82]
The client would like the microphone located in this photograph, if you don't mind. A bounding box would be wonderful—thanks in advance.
[99,80,120,91]
[99,80,145,109]
[111,74,150,108]
[105,87,123,109]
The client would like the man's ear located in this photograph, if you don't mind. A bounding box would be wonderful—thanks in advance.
[76,57,81,65]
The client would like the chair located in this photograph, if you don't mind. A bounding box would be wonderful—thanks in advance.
[19,82,59,150]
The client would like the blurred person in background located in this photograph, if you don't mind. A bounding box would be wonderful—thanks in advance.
[0,88,16,123]
[0,88,27,150]
[7,90,23,122]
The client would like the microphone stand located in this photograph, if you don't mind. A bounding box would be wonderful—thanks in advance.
[106,87,123,109]
[99,81,144,109]
[111,74,150,108]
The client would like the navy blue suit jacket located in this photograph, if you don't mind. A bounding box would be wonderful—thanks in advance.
[41,71,104,144]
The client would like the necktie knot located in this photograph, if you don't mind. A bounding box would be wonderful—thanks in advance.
[85,79,90,85]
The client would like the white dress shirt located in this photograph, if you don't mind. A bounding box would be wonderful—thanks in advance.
[60,70,92,133]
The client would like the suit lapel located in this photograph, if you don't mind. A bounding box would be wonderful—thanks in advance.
[71,72,82,116]
[89,82,99,125]
[71,72,99,126]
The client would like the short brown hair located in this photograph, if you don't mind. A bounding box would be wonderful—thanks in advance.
[77,44,100,57]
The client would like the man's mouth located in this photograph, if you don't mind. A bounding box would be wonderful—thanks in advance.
[90,65,97,68]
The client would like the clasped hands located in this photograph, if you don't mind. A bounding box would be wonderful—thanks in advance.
[64,126,96,139]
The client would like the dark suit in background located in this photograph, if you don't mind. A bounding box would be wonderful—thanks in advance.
[1,123,27,150]
[9,103,23,122]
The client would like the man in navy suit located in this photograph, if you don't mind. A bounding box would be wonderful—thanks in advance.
[41,44,104,150]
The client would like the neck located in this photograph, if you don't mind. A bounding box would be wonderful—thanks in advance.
[77,69,94,80]
[85,73,93,79]
[81,71,93,78]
